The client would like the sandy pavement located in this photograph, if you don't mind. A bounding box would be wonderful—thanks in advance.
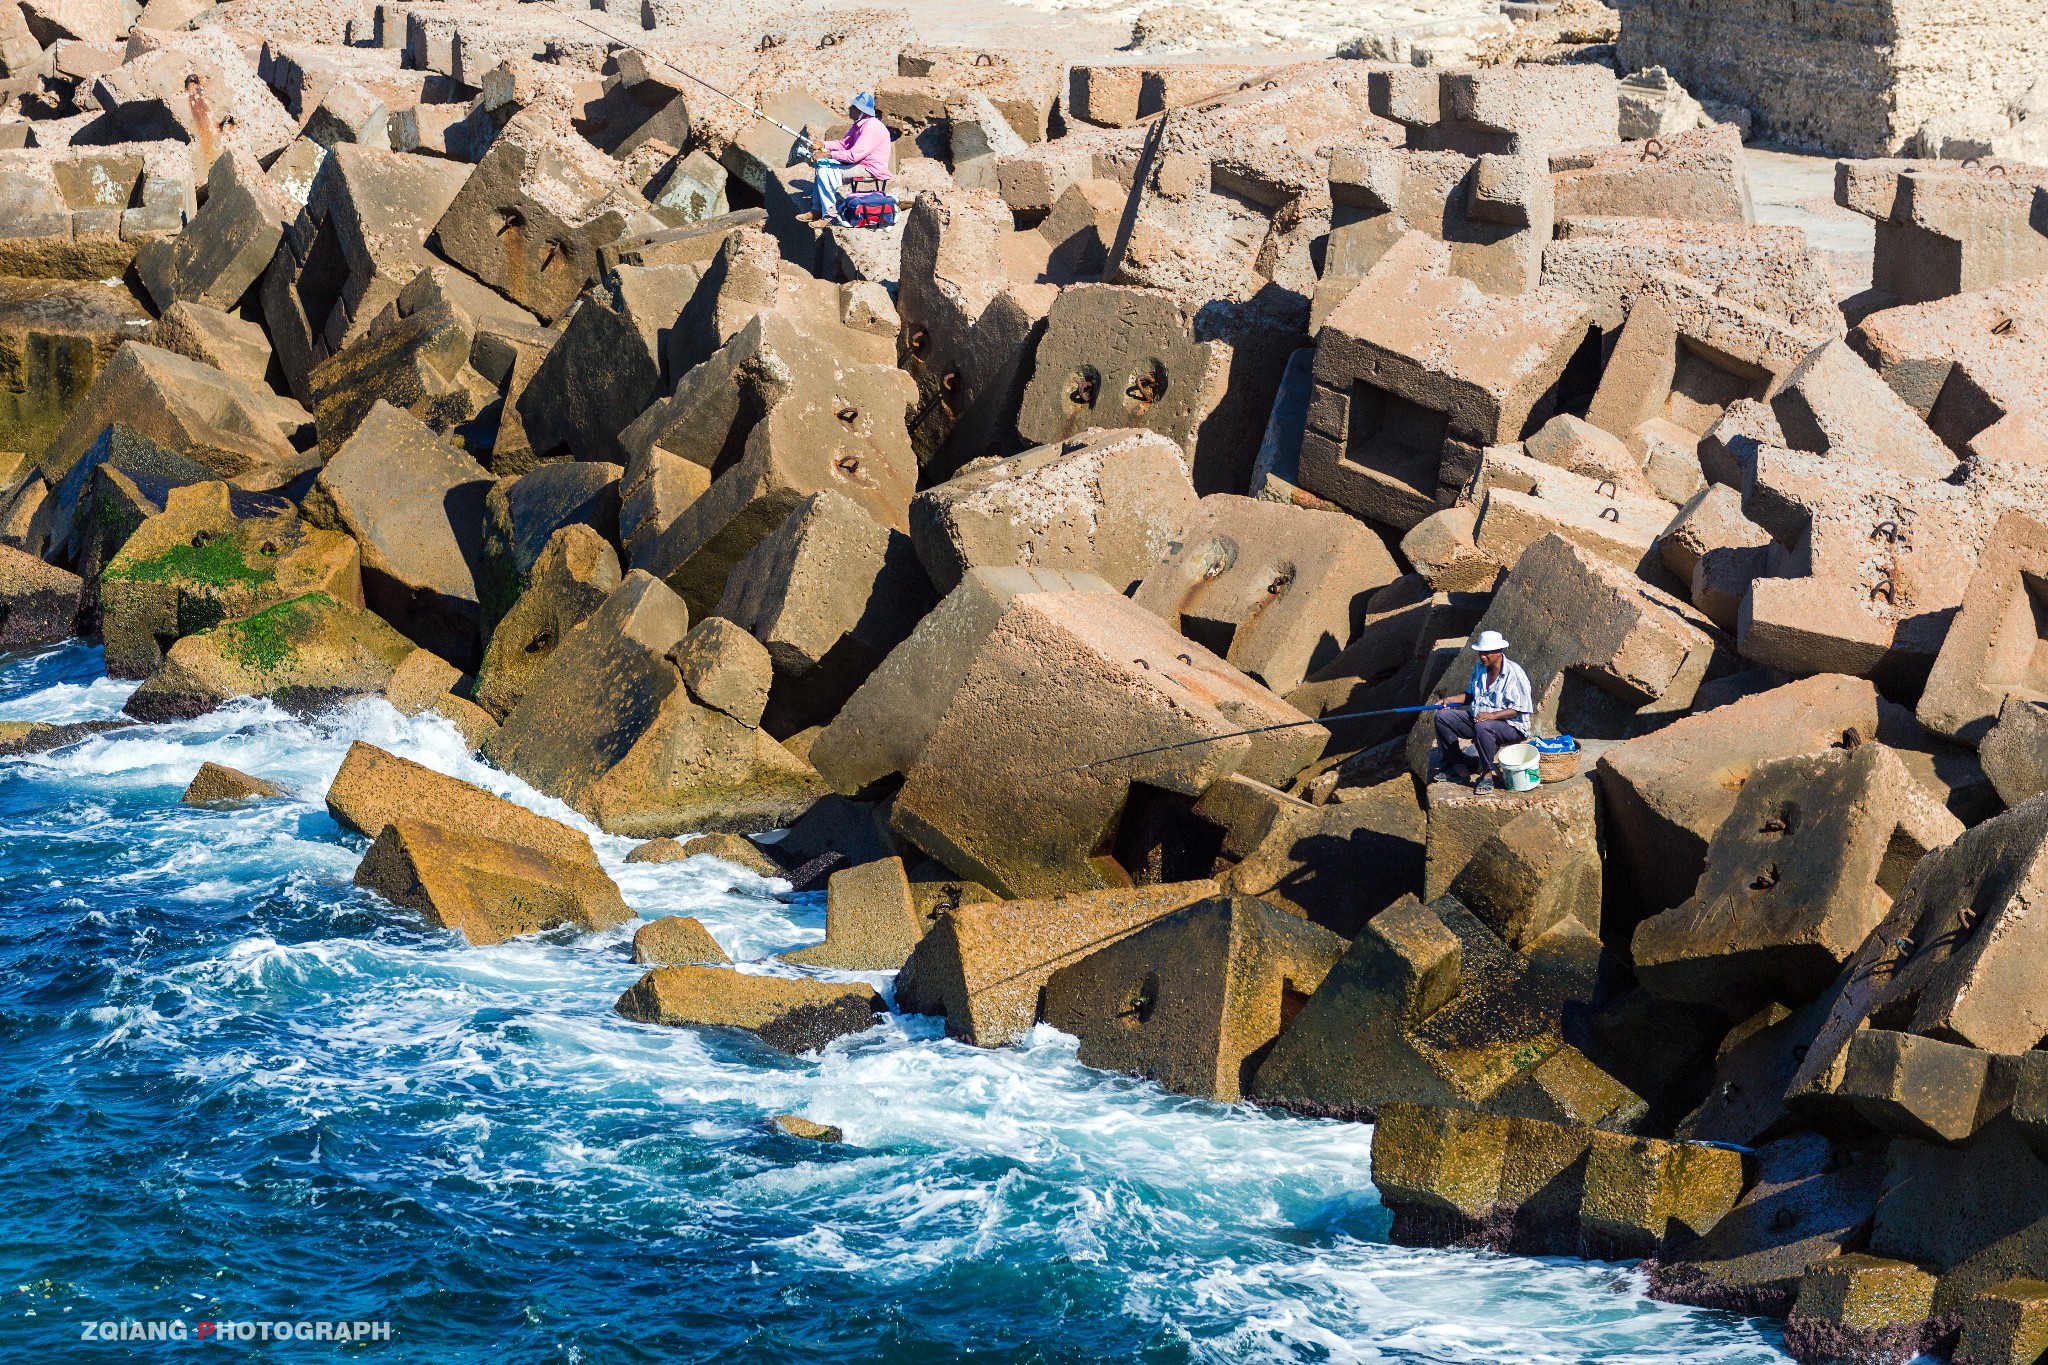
[803,0,1508,60]
[797,0,1862,291]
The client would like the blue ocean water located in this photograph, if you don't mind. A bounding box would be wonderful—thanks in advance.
[0,642,1793,1364]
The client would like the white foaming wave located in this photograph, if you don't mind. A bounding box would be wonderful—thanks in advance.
[299,697,603,834]
[591,1021,1381,1272]
[0,672,137,722]
[13,696,339,793]
[9,692,596,843]
[610,856,819,962]
[117,922,1791,1363]
[9,674,824,958]
[156,927,648,1095]
[1184,1248,1786,1364]
[789,1023,1378,1187]
[0,641,134,715]
[79,996,172,1053]
[204,932,387,990]
[0,650,1793,1363]
[13,691,821,951]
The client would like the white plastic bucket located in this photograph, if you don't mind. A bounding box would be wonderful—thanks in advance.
[1496,742,1541,792]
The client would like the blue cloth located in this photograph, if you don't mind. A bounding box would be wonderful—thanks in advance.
[850,90,876,116]
[1466,658,1533,737]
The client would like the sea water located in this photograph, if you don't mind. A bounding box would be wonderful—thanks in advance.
[0,641,1792,1363]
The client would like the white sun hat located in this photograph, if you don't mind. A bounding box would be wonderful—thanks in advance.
[1471,630,1511,653]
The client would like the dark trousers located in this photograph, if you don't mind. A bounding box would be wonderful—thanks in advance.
[1434,708,1524,775]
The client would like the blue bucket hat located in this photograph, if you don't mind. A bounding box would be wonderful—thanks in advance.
[850,90,876,117]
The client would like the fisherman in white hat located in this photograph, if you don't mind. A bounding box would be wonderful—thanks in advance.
[1432,629,1533,793]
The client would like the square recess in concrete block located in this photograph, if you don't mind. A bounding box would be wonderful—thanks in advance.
[1342,382,1456,502]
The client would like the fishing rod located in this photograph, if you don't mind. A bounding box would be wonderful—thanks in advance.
[546,4,816,146]
[1055,704,1450,776]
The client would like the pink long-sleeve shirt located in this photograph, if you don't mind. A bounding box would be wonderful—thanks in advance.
[823,115,892,182]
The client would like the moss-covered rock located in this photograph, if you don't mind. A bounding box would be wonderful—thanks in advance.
[1784,1254,1946,1365]
[50,422,223,583]
[1579,1129,1746,1261]
[100,481,361,679]
[1246,893,1637,1126]
[124,592,415,721]
[1647,1133,1887,1321]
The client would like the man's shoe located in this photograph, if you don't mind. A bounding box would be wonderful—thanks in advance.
[1473,775,1496,794]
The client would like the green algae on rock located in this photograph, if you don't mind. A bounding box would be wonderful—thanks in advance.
[123,592,415,721]
[99,482,361,680]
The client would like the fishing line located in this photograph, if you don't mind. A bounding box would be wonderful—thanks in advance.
[544,4,817,144]
[1054,704,1450,775]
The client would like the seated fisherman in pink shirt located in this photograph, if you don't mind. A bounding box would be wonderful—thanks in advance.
[807,91,892,227]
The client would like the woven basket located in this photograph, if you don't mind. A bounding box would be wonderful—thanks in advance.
[1538,750,1580,783]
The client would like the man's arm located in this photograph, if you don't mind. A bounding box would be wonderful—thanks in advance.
[1483,665,1534,726]
[812,128,853,163]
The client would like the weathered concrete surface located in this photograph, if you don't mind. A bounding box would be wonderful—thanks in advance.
[807,566,1117,798]
[302,402,491,670]
[474,524,621,722]
[1615,0,2048,158]
[896,879,1221,1047]
[326,739,600,867]
[1132,494,1398,694]
[890,591,1324,897]
[615,966,882,1054]
[1300,234,1591,532]
[40,343,316,494]
[1042,895,1346,1102]
[356,817,632,946]
[1595,675,1882,919]
[909,427,1198,596]
[181,761,282,805]
[1631,743,1961,1017]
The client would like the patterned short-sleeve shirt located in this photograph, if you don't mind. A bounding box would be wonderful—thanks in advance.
[1468,658,1534,737]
